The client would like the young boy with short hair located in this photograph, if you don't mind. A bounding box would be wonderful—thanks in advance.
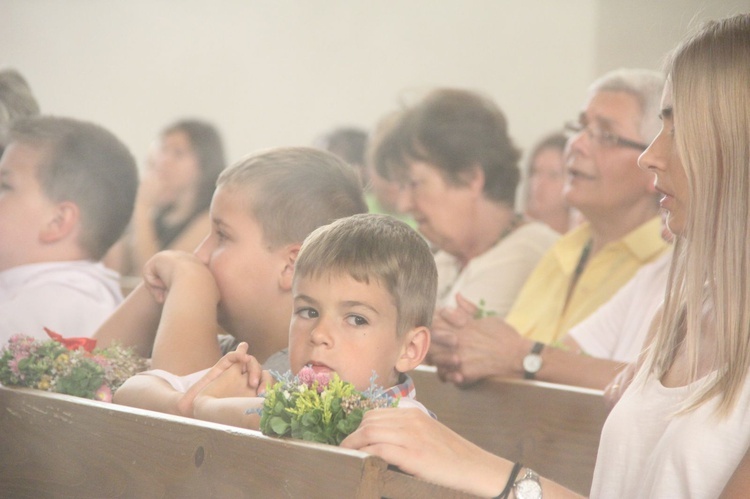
[125,213,438,425]
[105,147,368,412]
[0,116,138,344]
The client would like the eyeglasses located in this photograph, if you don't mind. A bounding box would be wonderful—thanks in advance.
[564,120,650,151]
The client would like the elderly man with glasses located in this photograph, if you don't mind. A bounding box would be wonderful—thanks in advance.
[429,68,671,389]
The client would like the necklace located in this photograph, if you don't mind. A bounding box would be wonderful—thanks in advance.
[564,239,593,309]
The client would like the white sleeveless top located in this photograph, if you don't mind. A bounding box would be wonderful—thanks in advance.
[591,370,750,498]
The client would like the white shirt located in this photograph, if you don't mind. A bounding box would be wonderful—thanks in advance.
[0,261,123,345]
[591,370,750,498]
[568,252,672,362]
[434,222,559,316]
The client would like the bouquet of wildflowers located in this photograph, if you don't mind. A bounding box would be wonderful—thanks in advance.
[0,329,149,402]
[258,366,397,445]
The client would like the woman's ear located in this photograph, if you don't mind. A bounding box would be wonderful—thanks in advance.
[39,201,80,244]
[395,326,431,373]
[278,243,302,291]
[460,163,485,197]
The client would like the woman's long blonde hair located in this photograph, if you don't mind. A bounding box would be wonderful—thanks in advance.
[644,14,750,417]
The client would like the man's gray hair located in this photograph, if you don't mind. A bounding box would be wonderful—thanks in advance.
[589,68,665,144]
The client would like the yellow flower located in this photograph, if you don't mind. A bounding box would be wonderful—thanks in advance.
[37,375,52,390]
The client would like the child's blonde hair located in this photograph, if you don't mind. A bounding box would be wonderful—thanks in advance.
[217,147,367,249]
[294,213,437,336]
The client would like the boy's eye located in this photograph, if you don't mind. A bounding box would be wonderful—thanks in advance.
[296,307,319,319]
[346,315,369,327]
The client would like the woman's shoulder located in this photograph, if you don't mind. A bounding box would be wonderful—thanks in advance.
[500,221,560,251]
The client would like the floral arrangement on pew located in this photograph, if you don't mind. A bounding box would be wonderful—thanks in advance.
[258,366,397,445]
[0,329,149,402]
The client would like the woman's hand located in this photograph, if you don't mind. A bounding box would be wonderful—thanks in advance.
[431,294,529,386]
[341,408,510,496]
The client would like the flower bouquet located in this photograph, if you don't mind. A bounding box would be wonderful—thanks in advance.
[258,366,397,445]
[0,329,149,402]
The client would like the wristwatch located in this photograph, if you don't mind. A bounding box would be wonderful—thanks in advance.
[514,467,542,499]
[522,342,544,379]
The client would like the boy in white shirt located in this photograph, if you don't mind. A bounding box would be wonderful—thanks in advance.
[0,117,137,344]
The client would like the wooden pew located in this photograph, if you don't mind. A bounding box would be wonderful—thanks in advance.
[0,386,476,498]
[412,366,607,496]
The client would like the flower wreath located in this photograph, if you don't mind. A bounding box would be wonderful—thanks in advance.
[0,329,149,402]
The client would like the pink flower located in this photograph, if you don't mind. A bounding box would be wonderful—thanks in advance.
[10,351,29,377]
[91,355,110,369]
[314,372,331,392]
[94,384,112,403]
[297,366,331,393]
[298,366,316,387]
[8,358,20,377]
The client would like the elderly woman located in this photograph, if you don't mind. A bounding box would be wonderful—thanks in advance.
[374,89,559,316]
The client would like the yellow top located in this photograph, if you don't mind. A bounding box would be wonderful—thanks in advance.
[504,216,670,344]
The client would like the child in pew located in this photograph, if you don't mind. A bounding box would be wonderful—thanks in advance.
[106,147,367,410]
[117,214,438,425]
[0,116,138,345]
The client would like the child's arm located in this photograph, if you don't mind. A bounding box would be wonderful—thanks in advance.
[192,364,276,430]
[113,374,187,415]
[114,342,263,417]
[93,282,162,358]
[144,250,224,375]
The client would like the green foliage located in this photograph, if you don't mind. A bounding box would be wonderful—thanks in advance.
[259,370,396,446]
[473,299,498,319]
[54,359,105,398]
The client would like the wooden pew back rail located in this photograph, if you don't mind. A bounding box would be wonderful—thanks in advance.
[0,386,474,498]
[412,366,607,496]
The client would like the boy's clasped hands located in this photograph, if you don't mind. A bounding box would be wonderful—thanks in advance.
[178,342,274,423]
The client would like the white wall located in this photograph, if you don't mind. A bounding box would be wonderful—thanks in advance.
[1,0,748,168]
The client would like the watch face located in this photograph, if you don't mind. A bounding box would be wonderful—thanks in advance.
[515,478,542,499]
[523,354,542,373]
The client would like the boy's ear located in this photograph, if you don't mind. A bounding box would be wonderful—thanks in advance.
[278,243,302,291]
[39,201,80,244]
[395,326,431,373]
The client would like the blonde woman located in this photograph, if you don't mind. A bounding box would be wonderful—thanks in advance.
[342,14,750,498]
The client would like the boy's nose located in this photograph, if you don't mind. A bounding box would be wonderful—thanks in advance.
[309,322,333,347]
